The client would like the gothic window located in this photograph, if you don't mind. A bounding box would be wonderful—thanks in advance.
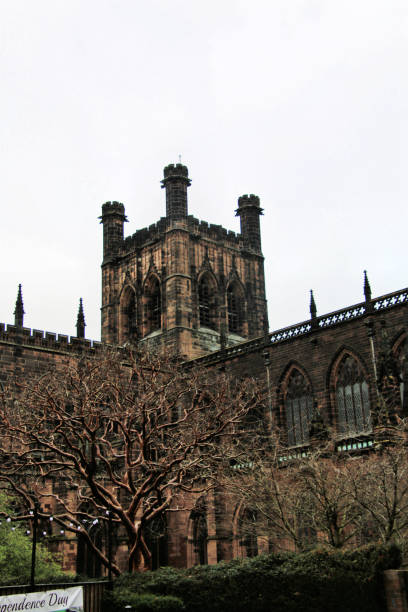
[335,355,371,437]
[191,500,208,565]
[125,292,137,339]
[227,283,243,335]
[120,287,138,344]
[144,516,168,570]
[239,508,258,558]
[285,369,313,447]
[198,275,217,330]
[394,337,407,411]
[145,277,161,334]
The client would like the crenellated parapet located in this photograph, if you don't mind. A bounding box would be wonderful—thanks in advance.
[0,323,102,353]
[121,215,244,254]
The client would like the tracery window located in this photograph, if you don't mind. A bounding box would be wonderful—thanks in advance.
[394,337,407,411]
[125,292,137,339]
[144,515,168,570]
[227,283,243,335]
[198,275,216,330]
[145,277,161,333]
[239,508,258,558]
[285,369,313,447]
[335,355,371,437]
[191,500,208,565]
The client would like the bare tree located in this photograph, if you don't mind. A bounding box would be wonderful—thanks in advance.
[223,430,367,552]
[0,347,261,573]
[347,420,408,545]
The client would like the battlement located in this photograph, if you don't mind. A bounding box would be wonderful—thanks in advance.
[0,323,102,353]
[101,201,127,217]
[162,163,190,181]
[237,194,261,208]
[121,215,243,253]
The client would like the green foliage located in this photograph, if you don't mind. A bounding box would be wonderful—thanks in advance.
[0,494,66,585]
[104,589,184,612]
[104,544,401,612]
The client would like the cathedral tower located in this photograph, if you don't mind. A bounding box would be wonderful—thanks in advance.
[100,164,268,359]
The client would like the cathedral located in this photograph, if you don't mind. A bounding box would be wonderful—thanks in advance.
[1,163,407,571]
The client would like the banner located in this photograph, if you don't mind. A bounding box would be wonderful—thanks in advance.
[0,587,84,612]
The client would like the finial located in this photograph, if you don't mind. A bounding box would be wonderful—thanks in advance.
[14,284,25,327]
[364,270,371,302]
[178,154,182,163]
[76,298,86,339]
[310,290,317,320]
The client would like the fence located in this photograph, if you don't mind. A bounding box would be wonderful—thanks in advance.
[0,581,109,612]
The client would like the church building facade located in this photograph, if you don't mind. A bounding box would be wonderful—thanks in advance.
[0,163,407,571]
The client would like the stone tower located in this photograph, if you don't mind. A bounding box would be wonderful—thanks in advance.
[100,164,268,359]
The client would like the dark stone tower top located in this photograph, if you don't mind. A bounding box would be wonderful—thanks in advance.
[161,163,191,219]
[14,283,25,327]
[99,201,128,261]
[236,194,263,252]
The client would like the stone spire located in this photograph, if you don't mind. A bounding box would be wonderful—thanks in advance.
[14,284,25,327]
[309,289,317,320]
[76,298,86,338]
[364,270,371,303]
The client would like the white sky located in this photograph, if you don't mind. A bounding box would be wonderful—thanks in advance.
[0,0,407,341]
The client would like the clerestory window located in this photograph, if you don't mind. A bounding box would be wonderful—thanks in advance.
[285,369,313,447]
[335,355,371,437]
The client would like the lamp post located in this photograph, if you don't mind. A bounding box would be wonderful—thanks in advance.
[29,504,39,588]
[106,510,113,588]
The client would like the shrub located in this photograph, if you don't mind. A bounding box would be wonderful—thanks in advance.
[103,589,184,612]
[104,544,401,612]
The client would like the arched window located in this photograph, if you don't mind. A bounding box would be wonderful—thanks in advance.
[120,287,137,344]
[227,283,243,335]
[239,508,258,558]
[335,355,371,437]
[198,275,217,330]
[392,336,407,413]
[145,277,161,334]
[191,500,208,565]
[285,369,313,447]
[144,515,168,570]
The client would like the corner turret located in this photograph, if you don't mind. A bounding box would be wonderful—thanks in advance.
[161,164,191,219]
[99,201,127,260]
[236,194,263,252]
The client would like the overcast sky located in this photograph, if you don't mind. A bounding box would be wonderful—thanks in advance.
[0,0,407,341]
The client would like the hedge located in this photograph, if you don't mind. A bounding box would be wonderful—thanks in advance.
[103,543,401,612]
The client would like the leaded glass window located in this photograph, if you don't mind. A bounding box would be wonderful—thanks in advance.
[199,275,216,330]
[125,293,137,338]
[285,369,313,446]
[239,508,258,558]
[227,284,243,334]
[335,355,371,437]
[191,501,208,565]
[146,277,161,333]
